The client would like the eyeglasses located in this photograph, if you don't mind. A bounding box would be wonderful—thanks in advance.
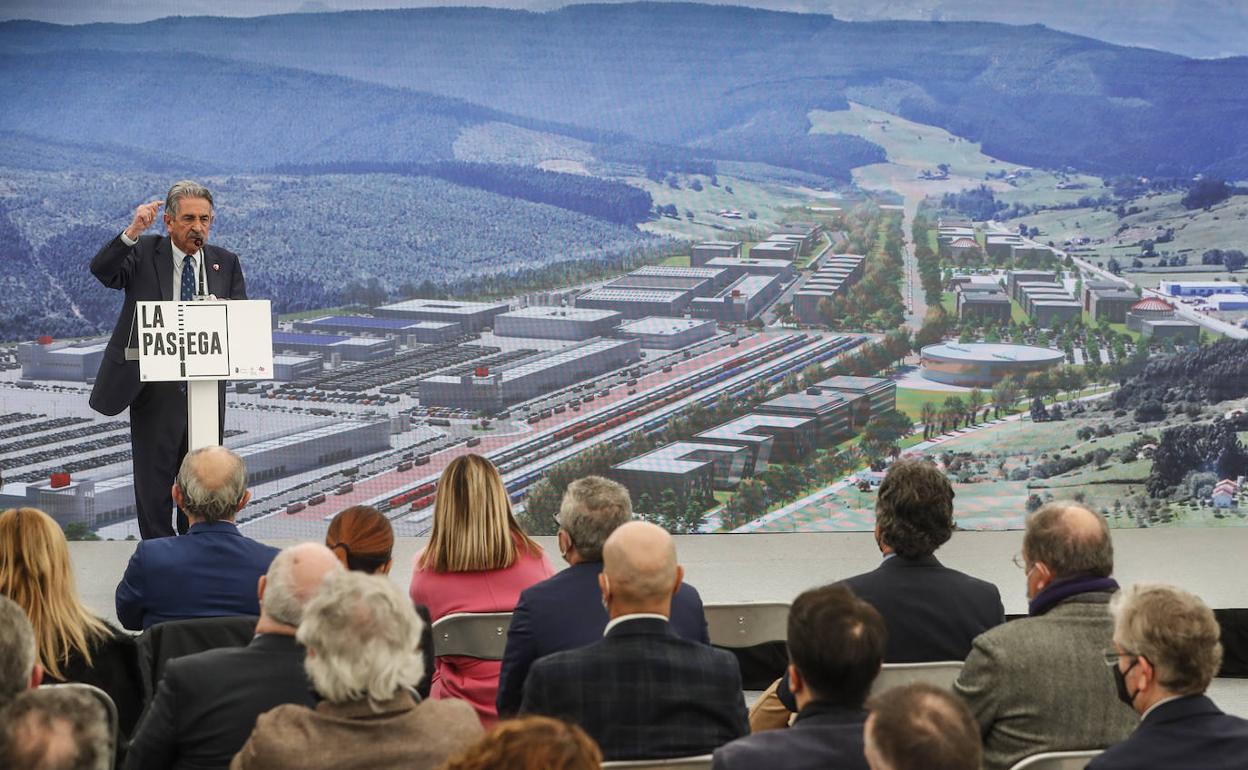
[1011,553,1028,570]
[1102,647,1139,667]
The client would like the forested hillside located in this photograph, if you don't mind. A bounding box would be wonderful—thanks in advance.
[3,5,1246,177]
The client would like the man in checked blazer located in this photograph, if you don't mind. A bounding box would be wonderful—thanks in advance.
[520,521,748,761]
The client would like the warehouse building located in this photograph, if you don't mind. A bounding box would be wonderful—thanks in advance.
[792,254,868,324]
[773,222,822,254]
[691,240,743,266]
[1007,270,1058,300]
[271,332,395,362]
[757,392,855,441]
[605,273,715,298]
[494,306,622,341]
[689,274,783,323]
[816,375,897,420]
[985,233,1026,260]
[693,413,815,466]
[0,419,391,527]
[611,441,751,504]
[630,265,732,292]
[293,315,460,344]
[749,241,798,260]
[18,338,107,383]
[1125,297,1178,332]
[1139,318,1201,344]
[617,317,717,349]
[958,291,1012,324]
[1087,288,1140,323]
[417,337,640,411]
[272,354,322,382]
[1160,281,1248,298]
[1031,299,1083,328]
[1082,280,1126,310]
[703,257,796,282]
[374,298,511,332]
[576,288,691,319]
[1206,293,1248,311]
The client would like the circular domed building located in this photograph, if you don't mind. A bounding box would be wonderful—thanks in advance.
[920,342,1065,387]
[1126,297,1175,332]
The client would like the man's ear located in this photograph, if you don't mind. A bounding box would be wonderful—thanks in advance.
[257,574,267,603]
[30,663,43,690]
[786,663,803,695]
[598,573,610,604]
[171,484,183,509]
[672,565,684,595]
[236,490,252,512]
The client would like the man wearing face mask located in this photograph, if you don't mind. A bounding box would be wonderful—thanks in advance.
[496,476,708,718]
[1089,583,1248,769]
[90,180,247,539]
[954,501,1136,770]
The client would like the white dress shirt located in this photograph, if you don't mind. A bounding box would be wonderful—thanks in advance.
[603,613,669,636]
[119,231,204,300]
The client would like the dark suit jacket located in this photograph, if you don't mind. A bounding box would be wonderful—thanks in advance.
[843,554,1005,662]
[125,634,314,770]
[496,562,709,716]
[712,702,869,770]
[520,616,748,761]
[44,622,144,753]
[1087,695,1248,770]
[90,234,246,417]
[115,521,279,631]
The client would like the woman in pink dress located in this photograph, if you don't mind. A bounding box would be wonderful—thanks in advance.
[409,453,554,725]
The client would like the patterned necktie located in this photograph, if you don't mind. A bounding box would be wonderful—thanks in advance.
[180,253,197,301]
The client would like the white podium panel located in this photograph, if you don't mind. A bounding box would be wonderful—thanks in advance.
[135,299,273,450]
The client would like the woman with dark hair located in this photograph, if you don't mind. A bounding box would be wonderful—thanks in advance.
[409,454,553,726]
[327,505,394,574]
[439,716,602,770]
[327,504,433,697]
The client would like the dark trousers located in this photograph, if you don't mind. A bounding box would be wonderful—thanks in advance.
[129,382,226,539]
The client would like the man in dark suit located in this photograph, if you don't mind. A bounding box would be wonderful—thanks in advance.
[520,521,747,761]
[115,446,279,630]
[125,543,342,770]
[864,683,981,770]
[713,583,883,770]
[1090,583,1248,770]
[497,476,709,717]
[90,181,247,539]
[760,458,1003,728]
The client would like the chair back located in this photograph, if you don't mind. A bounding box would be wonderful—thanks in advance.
[1009,750,1104,770]
[136,615,257,699]
[704,602,790,649]
[430,612,512,660]
[869,660,964,695]
[41,682,120,769]
[602,755,714,769]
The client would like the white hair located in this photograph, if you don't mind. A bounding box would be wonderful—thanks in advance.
[0,597,36,705]
[165,180,214,217]
[297,572,424,706]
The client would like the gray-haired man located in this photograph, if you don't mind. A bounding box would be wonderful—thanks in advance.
[90,180,248,539]
[126,543,342,770]
[496,475,709,716]
[0,596,42,708]
[1,687,112,770]
[115,447,278,630]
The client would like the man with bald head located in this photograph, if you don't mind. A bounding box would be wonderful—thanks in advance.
[116,446,279,630]
[126,543,342,770]
[955,501,1136,770]
[520,521,747,760]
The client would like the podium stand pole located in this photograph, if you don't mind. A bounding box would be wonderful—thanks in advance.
[187,380,222,451]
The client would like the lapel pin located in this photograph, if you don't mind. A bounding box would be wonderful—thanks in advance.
[212,263,220,271]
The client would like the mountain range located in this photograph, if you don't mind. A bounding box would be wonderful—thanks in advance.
[2,4,1247,179]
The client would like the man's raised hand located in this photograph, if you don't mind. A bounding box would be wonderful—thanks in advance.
[124,200,163,241]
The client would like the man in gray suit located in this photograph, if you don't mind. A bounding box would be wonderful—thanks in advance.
[954,501,1136,770]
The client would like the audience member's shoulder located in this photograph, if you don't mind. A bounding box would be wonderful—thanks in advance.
[415,697,484,731]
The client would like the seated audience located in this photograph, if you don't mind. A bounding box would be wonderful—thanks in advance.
[231,571,482,770]
[115,446,278,630]
[409,454,554,724]
[863,683,981,770]
[0,686,111,770]
[497,475,708,717]
[1090,583,1248,769]
[521,521,747,761]
[954,501,1136,770]
[758,459,1002,730]
[328,504,434,697]
[1,507,143,745]
[713,583,884,770]
[0,595,42,706]
[439,715,603,770]
[126,543,342,770]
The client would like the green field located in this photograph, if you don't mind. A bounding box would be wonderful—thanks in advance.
[895,387,959,421]
[661,254,691,267]
[630,172,811,239]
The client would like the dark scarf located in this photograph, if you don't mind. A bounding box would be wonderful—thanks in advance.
[1028,573,1119,616]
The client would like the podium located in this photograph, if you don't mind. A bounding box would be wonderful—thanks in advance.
[132,299,274,450]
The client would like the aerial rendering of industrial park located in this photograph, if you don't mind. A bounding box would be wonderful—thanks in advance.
[2,4,1247,540]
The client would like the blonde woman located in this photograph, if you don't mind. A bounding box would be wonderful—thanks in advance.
[0,508,144,742]
[408,454,553,726]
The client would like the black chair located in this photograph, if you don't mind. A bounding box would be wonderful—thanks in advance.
[135,615,258,700]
